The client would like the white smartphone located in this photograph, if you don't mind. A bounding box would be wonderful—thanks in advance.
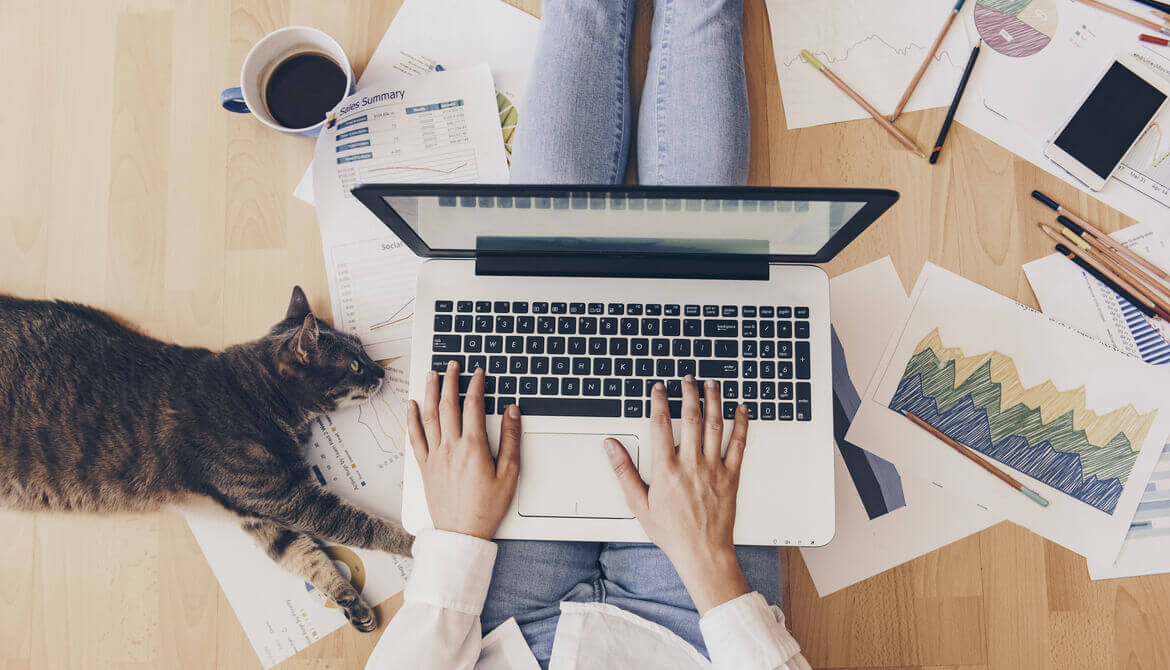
[1044,53,1170,191]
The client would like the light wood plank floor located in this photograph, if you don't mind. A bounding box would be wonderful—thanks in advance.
[2,1,1168,668]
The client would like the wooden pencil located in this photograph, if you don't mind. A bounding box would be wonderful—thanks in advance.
[800,50,928,158]
[1072,0,1170,34]
[1057,216,1170,308]
[891,0,967,122]
[905,412,1049,507]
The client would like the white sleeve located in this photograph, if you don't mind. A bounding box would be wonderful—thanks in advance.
[698,592,812,670]
[364,529,498,670]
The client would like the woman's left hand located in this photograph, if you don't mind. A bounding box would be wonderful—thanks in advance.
[406,361,522,540]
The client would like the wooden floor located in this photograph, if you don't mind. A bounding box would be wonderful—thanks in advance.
[2,1,1168,668]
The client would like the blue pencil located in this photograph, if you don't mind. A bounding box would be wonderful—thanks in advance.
[929,40,981,164]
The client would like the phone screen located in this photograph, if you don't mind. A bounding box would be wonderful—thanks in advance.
[1054,61,1166,179]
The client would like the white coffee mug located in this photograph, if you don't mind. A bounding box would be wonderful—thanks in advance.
[219,26,354,138]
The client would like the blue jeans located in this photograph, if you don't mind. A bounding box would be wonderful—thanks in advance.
[482,542,780,668]
[510,0,749,185]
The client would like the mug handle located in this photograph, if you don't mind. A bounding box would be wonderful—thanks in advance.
[220,87,249,113]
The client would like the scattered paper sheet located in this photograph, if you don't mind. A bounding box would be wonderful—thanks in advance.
[799,257,1001,596]
[846,263,1170,564]
[1024,223,1170,578]
[183,362,414,669]
[312,66,509,360]
[294,0,540,204]
[765,0,970,129]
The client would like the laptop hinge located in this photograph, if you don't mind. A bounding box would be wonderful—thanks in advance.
[474,252,770,280]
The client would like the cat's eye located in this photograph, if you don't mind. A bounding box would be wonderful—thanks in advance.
[349,359,361,373]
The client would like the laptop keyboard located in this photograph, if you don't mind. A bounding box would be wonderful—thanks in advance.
[430,301,812,422]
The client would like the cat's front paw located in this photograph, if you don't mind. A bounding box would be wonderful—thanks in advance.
[343,599,378,632]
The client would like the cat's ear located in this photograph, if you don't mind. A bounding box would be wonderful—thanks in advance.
[287,313,319,365]
[286,286,312,321]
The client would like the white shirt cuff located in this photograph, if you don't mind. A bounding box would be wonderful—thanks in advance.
[700,592,804,669]
[403,529,498,615]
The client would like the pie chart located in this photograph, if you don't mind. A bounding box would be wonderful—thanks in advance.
[974,0,1059,58]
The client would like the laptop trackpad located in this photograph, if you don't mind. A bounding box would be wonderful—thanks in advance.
[517,433,639,519]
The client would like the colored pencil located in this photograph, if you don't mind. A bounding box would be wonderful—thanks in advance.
[905,412,1049,507]
[1037,223,1170,321]
[1141,33,1170,46]
[1053,243,1160,320]
[1133,0,1170,17]
[800,50,928,158]
[1071,0,1170,35]
[891,0,968,123]
[1031,190,1170,285]
[930,40,981,164]
[1055,215,1170,309]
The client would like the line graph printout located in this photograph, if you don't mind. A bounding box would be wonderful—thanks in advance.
[312,66,508,359]
[1024,223,1170,578]
[1119,119,1170,209]
[846,264,1170,564]
[765,0,970,129]
[183,360,412,669]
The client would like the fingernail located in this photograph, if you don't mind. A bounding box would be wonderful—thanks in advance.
[507,404,520,418]
[655,381,665,391]
[447,360,457,370]
[705,379,716,389]
[428,370,437,380]
[476,366,485,376]
[603,439,619,456]
[684,374,695,382]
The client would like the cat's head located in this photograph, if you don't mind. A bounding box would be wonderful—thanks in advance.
[268,286,385,413]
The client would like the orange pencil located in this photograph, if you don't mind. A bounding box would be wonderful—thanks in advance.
[891,0,967,122]
[800,50,927,158]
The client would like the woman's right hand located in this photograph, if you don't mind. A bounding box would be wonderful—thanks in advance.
[603,376,752,614]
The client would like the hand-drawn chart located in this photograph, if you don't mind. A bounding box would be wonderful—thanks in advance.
[974,0,1059,58]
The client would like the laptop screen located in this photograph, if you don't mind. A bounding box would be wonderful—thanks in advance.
[352,185,898,263]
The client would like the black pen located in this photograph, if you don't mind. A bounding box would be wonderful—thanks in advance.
[930,40,981,164]
[1053,243,1160,320]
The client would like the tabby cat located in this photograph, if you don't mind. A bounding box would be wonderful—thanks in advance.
[0,287,412,631]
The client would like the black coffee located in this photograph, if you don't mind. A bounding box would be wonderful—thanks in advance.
[264,53,347,130]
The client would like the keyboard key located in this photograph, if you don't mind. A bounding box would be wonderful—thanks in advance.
[625,379,643,396]
[778,402,794,421]
[664,304,681,316]
[498,397,517,415]
[662,319,681,336]
[540,376,559,397]
[568,337,587,355]
[656,359,676,377]
[759,306,774,318]
[557,317,576,334]
[684,305,701,317]
[723,381,738,399]
[573,358,591,375]
[778,382,793,401]
[474,315,492,332]
[694,339,712,357]
[464,335,483,353]
[509,357,528,374]
[744,402,758,419]
[517,317,535,333]
[579,317,598,335]
[699,360,738,378]
[432,354,465,372]
[435,300,453,312]
[608,303,625,315]
[795,342,811,379]
[796,382,811,420]
[760,361,776,379]
[610,338,628,356]
[723,402,738,419]
[548,337,566,354]
[570,302,586,314]
[624,399,644,418]
[484,397,496,414]
[722,305,738,317]
[583,378,602,396]
[519,377,539,395]
[778,307,793,318]
[630,338,649,356]
[485,336,503,353]
[760,382,775,400]
[759,320,774,338]
[552,302,567,314]
[714,340,738,358]
[526,337,544,354]
[468,355,486,372]
[434,314,453,332]
[672,339,691,357]
[666,380,682,397]
[743,382,758,399]
[600,318,618,335]
[703,305,719,317]
[635,359,654,376]
[652,339,670,356]
[536,316,555,334]
[475,301,491,313]
[561,378,580,396]
[589,338,607,355]
[741,320,757,338]
[495,315,515,333]
[678,359,697,377]
[704,320,738,337]
[777,341,792,359]
[742,306,757,317]
[506,336,524,354]
[588,303,604,315]
[499,376,518,394]
[533,302,549,314]
[743,340,757,358]
[645,304,662,316]
[593,358,613,375]
[621,318,639,335]
[778,361,793,379]
[532,357,550,374]
[641,319,660,336]
[795,321,810,338]
[489,356,508,373]
[795,306,809,318]
[683,319,701,336]
[512,301,529,313]
[552,357,571,375]
[493,301,510,313]
[626,303,643,316]
[455,315,473,332]
[615,358,633,376]
[604,378,622,396]
[743,361,757,379]
[759,341,774,358]
[457,300,473,312]
[433,334,461,352]
[760,402,776,420]
[777,320,792,338]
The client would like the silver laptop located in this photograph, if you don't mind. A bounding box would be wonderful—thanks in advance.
[353,185,898,546]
